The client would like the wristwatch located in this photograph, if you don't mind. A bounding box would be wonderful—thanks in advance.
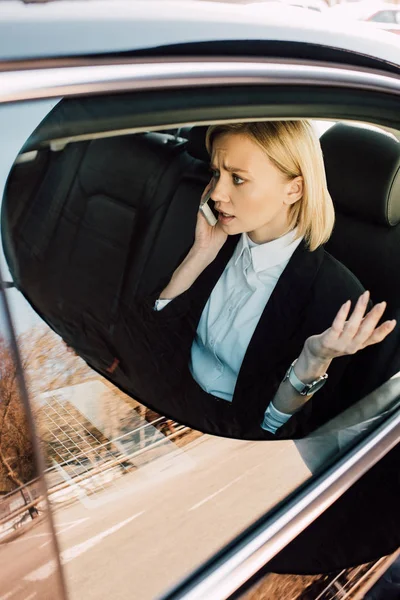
[283,359,328,396]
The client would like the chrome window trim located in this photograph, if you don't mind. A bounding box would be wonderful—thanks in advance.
[163,410,400,600]
[0,59,400,104]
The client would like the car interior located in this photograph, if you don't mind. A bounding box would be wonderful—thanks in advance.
[3,101,400,423]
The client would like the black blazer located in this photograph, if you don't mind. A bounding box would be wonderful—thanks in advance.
[124,234,381,440]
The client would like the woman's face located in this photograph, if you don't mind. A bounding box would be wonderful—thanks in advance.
[210,132,303,244]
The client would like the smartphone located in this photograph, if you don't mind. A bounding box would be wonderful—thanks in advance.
[199,186,218,227]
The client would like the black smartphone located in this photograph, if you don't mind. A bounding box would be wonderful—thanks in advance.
[199,186,218,226]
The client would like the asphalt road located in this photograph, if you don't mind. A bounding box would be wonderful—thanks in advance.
[1,434,311,600]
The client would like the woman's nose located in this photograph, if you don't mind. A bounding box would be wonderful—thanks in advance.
[212,179,229,203]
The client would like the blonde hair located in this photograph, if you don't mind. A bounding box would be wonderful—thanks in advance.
[205,120,334,251]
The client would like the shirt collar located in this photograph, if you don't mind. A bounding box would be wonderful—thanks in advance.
[235,228,303,272]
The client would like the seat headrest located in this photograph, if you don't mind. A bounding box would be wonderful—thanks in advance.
[320,123,400,227]
[186,126,209,163]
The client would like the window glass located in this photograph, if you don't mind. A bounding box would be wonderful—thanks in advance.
[0,258,65,599]
[1,96,399,599]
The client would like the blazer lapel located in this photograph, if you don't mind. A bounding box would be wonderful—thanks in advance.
[233,240,325,403]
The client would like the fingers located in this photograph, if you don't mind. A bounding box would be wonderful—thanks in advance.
[311,293,396,362]
[351,300,387,345]
[330,299,351,336]
[341,292,397,351]
[359,318,397,348]
[200,179,213,204]
[342,290,370,337]
[197,209,207,223]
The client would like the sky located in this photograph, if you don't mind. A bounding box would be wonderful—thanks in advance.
[0,97,60,337]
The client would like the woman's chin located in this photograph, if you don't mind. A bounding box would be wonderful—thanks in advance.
[219,218,241,234]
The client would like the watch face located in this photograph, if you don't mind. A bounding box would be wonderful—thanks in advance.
[307,377,327,395]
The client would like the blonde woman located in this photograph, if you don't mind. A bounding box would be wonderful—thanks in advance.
[138,120,396,439]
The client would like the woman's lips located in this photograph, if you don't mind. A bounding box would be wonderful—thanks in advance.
[218,211,235,224]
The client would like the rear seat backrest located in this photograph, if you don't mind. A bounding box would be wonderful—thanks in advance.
[131,126,213,302]
[321,123,400,392]
[4,132,195,330]
[133,158,210,303]
[321,123,400,307]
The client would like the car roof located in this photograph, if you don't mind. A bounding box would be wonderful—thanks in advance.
[0,0,399,66]
[247,0,328,11]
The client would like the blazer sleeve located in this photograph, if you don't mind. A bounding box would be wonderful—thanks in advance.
[272,253,369,439]
[122,265,199,402]
[259,299,398,441]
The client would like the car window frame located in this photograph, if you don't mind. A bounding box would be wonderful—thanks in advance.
[0,263,68,599]
[1,53,400,600]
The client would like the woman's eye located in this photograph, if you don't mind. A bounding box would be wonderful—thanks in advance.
[211,169,219,179]
[233,174,244,185]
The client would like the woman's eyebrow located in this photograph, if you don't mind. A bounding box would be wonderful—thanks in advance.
[210,163,249,174]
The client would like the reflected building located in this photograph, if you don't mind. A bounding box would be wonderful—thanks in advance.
[37,379,197,500]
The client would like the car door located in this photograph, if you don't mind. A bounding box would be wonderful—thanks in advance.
[1,11,399,600]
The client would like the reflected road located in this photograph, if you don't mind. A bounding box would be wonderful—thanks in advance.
[13,434,311,600]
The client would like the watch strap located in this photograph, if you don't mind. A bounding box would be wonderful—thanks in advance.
[285,359,328,396]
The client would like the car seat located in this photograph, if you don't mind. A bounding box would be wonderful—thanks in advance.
[320,123,400,395]
[2,116,209,386]
[321,123,400,307]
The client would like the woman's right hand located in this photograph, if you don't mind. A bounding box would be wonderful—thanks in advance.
[159,181,227,301]
[192,181,228,259]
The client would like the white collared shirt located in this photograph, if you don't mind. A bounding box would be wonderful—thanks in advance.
[155,228,303,432]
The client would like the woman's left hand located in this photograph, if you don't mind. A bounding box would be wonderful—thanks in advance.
[304,290,397,364]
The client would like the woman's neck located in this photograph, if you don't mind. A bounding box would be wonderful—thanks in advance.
[248,224,294,245]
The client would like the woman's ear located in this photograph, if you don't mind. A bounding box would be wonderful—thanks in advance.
[285,176,303,205]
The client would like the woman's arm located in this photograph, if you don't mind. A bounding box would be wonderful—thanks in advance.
[158,180,227,302]
[265,291,397,426]
[269,347,331,415]
[159,246,217,300]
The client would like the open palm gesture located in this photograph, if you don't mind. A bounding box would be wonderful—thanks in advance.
[305,291,397,362]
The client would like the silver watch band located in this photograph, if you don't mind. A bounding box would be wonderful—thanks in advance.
[284,358,328,396]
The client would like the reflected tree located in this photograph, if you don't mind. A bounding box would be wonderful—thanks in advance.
[18,324,175,429]
[0,336,35,494]
[18,325,94,397]
[16,325,173,467]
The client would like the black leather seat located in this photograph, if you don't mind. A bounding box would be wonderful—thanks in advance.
[321,123,400,308]
[2,124,209,380]
[320,123,400,395]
